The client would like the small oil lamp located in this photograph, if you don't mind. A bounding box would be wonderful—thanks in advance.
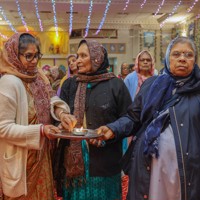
[73,127,88,136]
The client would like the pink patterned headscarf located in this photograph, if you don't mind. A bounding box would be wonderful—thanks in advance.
[0,33,38,80]
[134,50,155,94]
[0,32,53,124]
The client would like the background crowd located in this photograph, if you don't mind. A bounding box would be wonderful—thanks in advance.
[0,32,200,200]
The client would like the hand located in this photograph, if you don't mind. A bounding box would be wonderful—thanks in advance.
[89,139,106,147]
[60,113,77,132]
[97,126,115,140]
[43,125,61,140]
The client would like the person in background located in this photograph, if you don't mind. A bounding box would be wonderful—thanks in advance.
[54,39,132,200]
[58,65,67,79]
[57,54,78,96]
[97,36,200,200]
[118,62,130,80]
[0,32,73,200]
[124,50,155,102]
[129,64,135,72]
[121,50,155,199]
[66,54,78,78]
[42,65,66,92]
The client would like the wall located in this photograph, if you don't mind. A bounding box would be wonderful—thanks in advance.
[69,29,163,75]
[69,29,140,76]
[40,55,67,68]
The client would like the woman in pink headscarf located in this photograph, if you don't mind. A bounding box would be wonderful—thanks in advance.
[124,50,155,102]
[0,32,72,200]
[122,50,155,200]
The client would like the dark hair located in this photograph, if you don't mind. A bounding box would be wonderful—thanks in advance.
[19,33,40,55]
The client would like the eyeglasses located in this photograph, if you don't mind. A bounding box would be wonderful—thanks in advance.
[20,52,43,62]
[170,51,194,60]
[122,67,129,70]
[139,58,152,62]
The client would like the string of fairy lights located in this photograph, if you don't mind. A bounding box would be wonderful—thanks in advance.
[154,0,165,16]
[84,0,93,38]
[95,0,111,35]
[123,0,130,12]
[160,0,182,28]
[15,0,29,32]
[0,0,200,39]
[34,0,43,31]
[140,0,147,8]
[51,0,58,37]
[187,0,199,13]
[69,0,73,36]
[0,6,17,33]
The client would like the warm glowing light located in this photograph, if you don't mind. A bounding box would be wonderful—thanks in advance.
[182,29,187,36]
[166,16,186,23]
[0,32,8,39]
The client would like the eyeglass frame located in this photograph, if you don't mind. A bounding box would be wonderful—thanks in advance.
[139,58,152,62]
[20,52,43,62]
[170,51,195,60]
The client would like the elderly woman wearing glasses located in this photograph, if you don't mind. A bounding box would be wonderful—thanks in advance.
[97,37,200,200]
[124,50,155,102]
[0,33,74,200]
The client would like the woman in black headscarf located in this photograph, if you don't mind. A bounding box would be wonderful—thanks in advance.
[97,36,200,200]
[54,39,132,200]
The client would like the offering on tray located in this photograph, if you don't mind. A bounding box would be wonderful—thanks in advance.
[73,128,88,136]
[50,128,102,140]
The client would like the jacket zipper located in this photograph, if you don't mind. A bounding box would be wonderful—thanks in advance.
[173,106,187,200]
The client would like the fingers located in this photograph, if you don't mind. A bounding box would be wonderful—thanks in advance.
[89,139,106,147]
[58,123,63,130]
[60,114,77,132]
[96,126,115,140]
[43,125,61,140]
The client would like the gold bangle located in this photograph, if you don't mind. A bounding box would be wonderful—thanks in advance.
[58,110,69,120]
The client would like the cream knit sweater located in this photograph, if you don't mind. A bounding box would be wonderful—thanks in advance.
[0,74,69,197]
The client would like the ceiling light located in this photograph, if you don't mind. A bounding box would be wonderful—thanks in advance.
[166,16,186,23]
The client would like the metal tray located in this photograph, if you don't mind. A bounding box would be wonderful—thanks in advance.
[51,129,102,140]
